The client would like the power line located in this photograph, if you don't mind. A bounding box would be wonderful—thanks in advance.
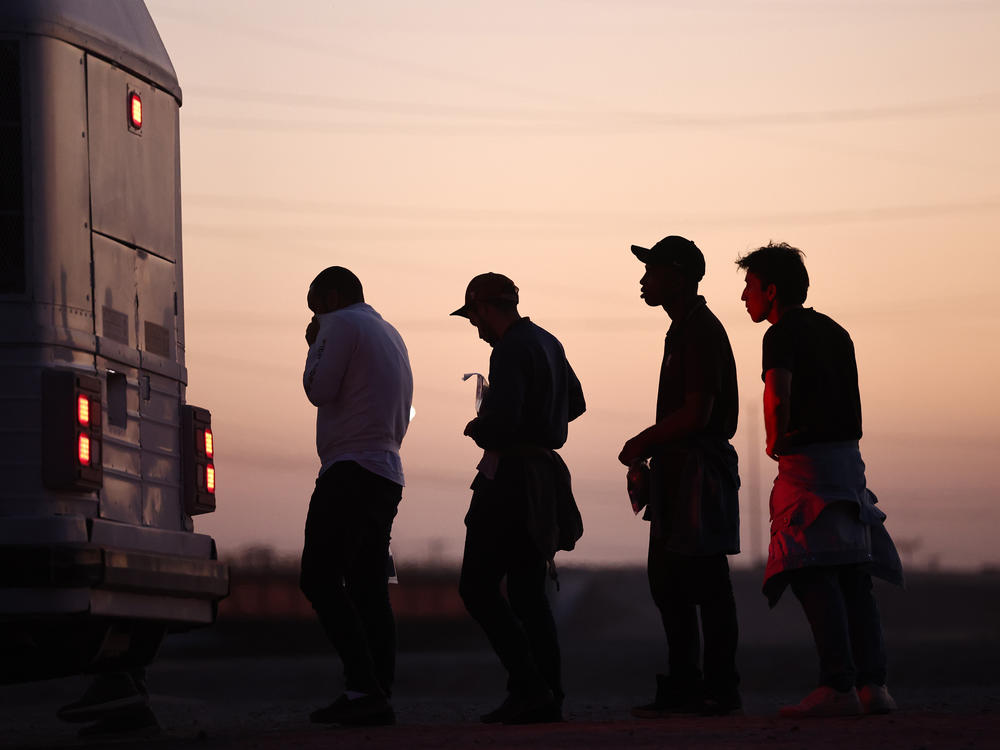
[184,85,1000,128]
[149,6,597,108]
[182,194,1000,229]
[152,4,1000,122]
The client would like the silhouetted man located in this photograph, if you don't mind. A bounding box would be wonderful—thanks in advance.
[620,236,742,717]
[300,266,413,726]
[452,273,585,724]
[737,242,903,718]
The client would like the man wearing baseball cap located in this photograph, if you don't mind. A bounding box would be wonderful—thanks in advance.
[621,236,743,717]
[452,272,586,724]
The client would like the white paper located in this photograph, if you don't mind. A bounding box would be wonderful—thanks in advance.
[462,372,488,414]
[462,372,499,479]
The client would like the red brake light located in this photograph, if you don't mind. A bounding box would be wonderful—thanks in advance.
[129,93,142,129]
[78,433,91,466]
[182,404,216,515]
[42,370,103,491]
[77,395,90,425]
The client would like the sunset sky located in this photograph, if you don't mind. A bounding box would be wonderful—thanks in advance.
[145,0,1000,570]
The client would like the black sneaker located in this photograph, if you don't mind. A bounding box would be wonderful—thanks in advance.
[77,705,160,739]
[631,674,703,718]
[310,695,351,724]
[57,673,147,724]
[310,693,395,727]
[480,689,557,724]
[700,691,743,716]
[503,696,563,725]
[480,694,517,724]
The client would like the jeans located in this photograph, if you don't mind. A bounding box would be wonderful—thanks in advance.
[299,461,401,697]
[459,480,562,701]
[647,542,741,699]
[789,564,888,691]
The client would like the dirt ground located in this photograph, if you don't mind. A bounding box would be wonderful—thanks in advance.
[2,567,998,749]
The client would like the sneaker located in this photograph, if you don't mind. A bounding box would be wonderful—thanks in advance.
[631,674,704,718]
[77,705,160,739]
[858,683,897,715]
[779,686,863,718]
[310,693,395,727]
[57,672,147,724]
[480,689,557,724]
[310,695,351,724]
[481,694,517,724]
[504,696,563,725]
[701,691,743,716]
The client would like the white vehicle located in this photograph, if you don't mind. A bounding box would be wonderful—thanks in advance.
[0,0,228,683]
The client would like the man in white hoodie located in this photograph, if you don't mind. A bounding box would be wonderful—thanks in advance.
[300,266,413,727]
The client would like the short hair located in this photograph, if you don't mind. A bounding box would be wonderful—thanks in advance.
[735,242,809,305]
[310,266,364,305]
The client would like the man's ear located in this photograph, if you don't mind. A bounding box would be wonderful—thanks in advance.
[765,282,778,303]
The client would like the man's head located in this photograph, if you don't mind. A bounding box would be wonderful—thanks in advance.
[735,242,809,323]
[307,266,364,315]
[630,235,705,308]
[451,272,520,346]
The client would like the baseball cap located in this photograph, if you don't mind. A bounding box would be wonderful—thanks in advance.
[630,235,705,282]
[450,272,519,318]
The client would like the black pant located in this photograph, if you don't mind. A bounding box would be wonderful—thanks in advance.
[299,461,401,697]
[647,542,740,699]
[459,481,562,701]
[788,564,887,692]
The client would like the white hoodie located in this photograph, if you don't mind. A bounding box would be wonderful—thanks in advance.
[303,303,413,485]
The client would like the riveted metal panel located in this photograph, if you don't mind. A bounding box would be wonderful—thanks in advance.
[136,249,181,380]
[99,472,141,525]
[140,371,182,530]
[92,232,137,368]
[95,361,142,527]
[86,54,178,261]
[18,36,91,336]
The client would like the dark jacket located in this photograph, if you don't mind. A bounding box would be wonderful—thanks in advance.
[465,318,585,558]
[469,446,583,559]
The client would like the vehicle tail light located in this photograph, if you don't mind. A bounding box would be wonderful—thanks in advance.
[129,91,142,130]
[42,370,103,490]
[78,433,91,466]
[182,405,216,515]
[77,394,90,425]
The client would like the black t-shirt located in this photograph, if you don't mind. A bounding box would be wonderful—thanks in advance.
[762,307,862,448]
[656,297,738,440]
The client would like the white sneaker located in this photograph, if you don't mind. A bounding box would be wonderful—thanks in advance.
[779,686,863,718]
[858,683,897,715]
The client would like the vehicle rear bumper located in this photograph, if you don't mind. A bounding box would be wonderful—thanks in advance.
[0,516,229,625]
